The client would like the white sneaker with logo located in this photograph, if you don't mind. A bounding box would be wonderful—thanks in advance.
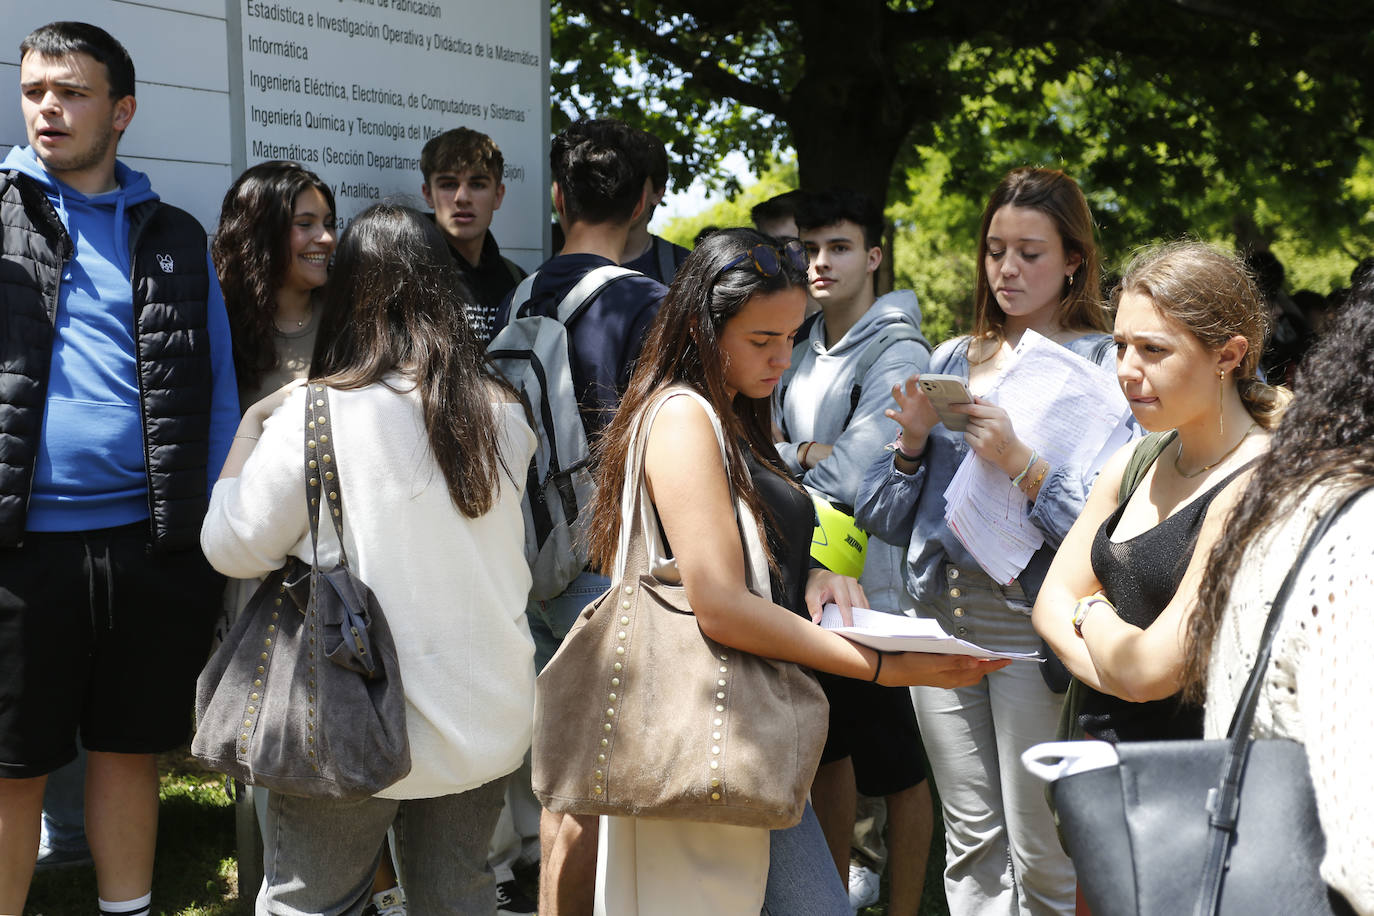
[361,886,406,916]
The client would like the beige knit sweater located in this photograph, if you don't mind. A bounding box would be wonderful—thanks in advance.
[1204,486,1374,915]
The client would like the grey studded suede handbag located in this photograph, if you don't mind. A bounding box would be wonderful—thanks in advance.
[531,387,828,829]
[192,383,410,800]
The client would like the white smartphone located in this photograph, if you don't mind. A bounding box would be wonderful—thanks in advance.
[917,374,974,431]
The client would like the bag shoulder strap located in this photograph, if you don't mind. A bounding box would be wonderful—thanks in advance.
[1194,485,1370,916]
[840,324,931,430]
[616,387,769,597]
[1118,431,1177,507]
[303,383,349,569]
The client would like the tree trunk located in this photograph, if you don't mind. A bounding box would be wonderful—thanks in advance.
[785,1,918,214]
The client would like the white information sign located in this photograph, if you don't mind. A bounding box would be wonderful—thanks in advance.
[233,0,548,263]
[0,0,549,267]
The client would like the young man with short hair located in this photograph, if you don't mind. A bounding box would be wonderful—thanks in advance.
[494,117,666,916]
[752,188,809,241]
[618,128,690,284]
[775,189,935,916]
[421,126,526,346]
[0,21,238,915]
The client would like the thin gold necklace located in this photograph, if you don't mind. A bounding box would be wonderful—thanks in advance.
[1174,422,1257,479]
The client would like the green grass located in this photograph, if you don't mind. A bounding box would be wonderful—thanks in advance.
[26,751,239,916]
[25,751,953,915]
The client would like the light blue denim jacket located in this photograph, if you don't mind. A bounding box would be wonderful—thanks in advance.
[855,332,1124,606]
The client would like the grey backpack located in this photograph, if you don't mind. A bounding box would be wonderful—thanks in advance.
[487,265,636,600]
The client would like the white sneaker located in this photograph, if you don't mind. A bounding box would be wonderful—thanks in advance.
[848,863,880,911]
[362,886,406,916]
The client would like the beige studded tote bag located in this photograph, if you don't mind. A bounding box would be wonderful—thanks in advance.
[531,387,827,829]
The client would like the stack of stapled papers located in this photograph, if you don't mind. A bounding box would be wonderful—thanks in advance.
[942,330,1133,584]
[820,605,1044,662]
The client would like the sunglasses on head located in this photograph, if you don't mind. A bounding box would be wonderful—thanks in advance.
[715,239,809,281]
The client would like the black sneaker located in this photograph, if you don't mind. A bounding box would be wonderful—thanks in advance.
[496,878,537,915]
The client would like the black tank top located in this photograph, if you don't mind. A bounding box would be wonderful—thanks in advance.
[1077,457,1254,742]
[746,447,814,616]
[657,442,813,616]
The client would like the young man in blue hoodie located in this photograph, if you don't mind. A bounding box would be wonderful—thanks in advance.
[774,189,935,915]
[0,22,238,915]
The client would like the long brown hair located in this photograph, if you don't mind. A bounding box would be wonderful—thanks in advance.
[973,167,1107,342]
[586,228,807,575]
[213,161,335,393]
[1115,241,1288,430]
[310,204,513,517]
[1183,276,1374,700]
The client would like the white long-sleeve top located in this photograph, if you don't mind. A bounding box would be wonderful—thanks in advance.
[1204,486,1374,915]
[202,378,537,799]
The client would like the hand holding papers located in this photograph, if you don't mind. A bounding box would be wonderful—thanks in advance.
[820,604,1045,662]
[943,331,1133,583]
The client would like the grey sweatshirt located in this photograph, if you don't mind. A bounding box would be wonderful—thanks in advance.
[774,289,931,610]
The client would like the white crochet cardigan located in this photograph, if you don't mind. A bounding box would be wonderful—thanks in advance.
[1204,485,1374,915]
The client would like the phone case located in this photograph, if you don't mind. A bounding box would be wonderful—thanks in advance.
[918,374,974,431]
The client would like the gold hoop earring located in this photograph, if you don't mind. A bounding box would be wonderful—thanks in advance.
[1067,273,1075,288]
[1218,369,1225,437]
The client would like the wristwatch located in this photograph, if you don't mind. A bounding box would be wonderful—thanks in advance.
[1072,595,1113,637]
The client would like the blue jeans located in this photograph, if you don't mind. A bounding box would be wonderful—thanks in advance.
[39,747,89,855]
[257,775,508,915]
[527,570,610,672]
[763,802,851,915]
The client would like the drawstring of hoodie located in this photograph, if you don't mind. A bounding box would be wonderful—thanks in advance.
[112,193,128,273]
[81,533,116,633]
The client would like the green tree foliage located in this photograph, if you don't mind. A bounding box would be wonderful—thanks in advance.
[555,1,1374,295]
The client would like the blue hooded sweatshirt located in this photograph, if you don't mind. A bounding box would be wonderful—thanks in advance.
[1,145,239,533]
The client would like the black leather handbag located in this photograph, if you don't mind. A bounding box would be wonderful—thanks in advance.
[193,383,410,800]
[1047,488,1363,916]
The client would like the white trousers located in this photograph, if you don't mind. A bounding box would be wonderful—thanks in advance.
[595,814,769,915]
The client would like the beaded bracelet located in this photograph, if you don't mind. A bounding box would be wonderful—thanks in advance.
[1019,461,1049,496]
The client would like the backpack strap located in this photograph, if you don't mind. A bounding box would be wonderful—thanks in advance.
[839,324,931,430]
[776,311,824,442]
[509,271,539,318]
[1090,334,1117,367]
[555,265,639,325]
[1117,430,1178,508]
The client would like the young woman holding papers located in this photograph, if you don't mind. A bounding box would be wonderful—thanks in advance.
[856,168,1123,916]
[1033,242,1286,743]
